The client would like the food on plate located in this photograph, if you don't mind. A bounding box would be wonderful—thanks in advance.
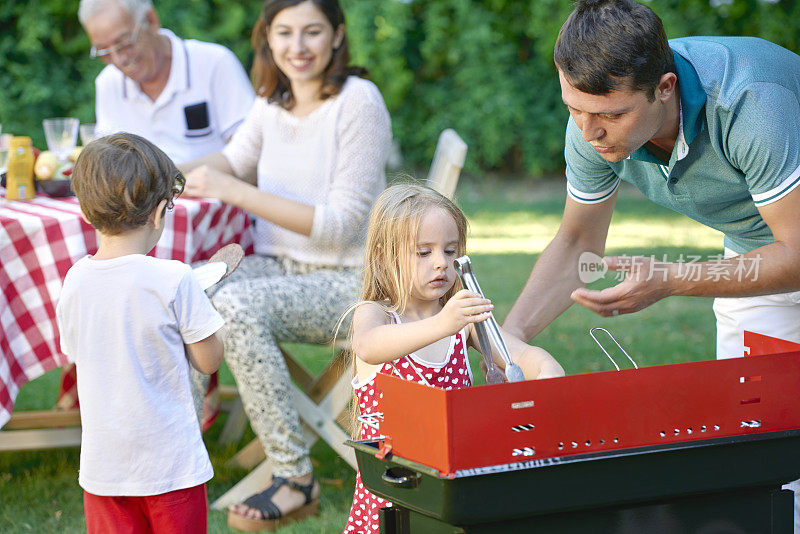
[36,163,74,197]
[34,151,59,180]
[68,146,83,163]
[53,163,74,181]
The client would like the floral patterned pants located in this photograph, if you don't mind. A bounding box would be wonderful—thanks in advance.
[203,254,359,477]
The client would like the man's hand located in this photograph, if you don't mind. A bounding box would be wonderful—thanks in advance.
[570,255,675,317]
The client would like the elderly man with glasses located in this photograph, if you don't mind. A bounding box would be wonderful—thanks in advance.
[78,0,254,164]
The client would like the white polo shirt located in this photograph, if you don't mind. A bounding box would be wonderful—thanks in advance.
[94,29,254,164]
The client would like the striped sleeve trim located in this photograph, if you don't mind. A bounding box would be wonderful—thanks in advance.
[567,178,620,204]
[752,164,800,206]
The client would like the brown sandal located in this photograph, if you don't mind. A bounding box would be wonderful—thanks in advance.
[227,476,319,532]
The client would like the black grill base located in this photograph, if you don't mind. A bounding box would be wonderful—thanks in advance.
[379,487,793,534]
[348,433,800,533]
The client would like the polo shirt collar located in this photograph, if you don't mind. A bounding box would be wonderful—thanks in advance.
[675,102,689,161]
[672,49,706,146]
[121,29,189,105]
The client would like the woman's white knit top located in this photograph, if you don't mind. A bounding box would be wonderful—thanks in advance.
[223,76,392,267]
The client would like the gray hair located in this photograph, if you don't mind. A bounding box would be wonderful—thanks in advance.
[78,0,153,26]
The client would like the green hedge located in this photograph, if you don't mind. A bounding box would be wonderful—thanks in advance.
[2,0,798,176]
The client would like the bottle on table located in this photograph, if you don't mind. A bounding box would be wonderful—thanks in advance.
[6,136,35,201]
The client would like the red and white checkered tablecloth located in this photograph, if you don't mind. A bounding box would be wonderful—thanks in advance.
[0,192,253,429]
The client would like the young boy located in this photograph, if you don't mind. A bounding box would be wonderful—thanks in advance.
[56,133,225,533]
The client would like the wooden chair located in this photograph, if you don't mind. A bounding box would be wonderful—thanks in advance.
[0,409,81,452]
[426,128,468,200]
[211,129,468,510]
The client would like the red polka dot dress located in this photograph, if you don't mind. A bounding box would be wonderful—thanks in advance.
[343,313,473,533]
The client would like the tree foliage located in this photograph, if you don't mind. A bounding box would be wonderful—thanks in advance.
[2,0,798,176]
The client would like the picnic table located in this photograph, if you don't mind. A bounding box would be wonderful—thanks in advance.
[0,191,253,447]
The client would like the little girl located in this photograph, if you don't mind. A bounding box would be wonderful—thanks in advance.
[342,184,564,533]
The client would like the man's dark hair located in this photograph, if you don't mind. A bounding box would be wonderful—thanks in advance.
[554,0,675,100]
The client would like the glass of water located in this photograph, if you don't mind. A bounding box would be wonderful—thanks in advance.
[43,118,80,162]
[80,123,97,145]
[0,147,9,177]
[0,129,9,177]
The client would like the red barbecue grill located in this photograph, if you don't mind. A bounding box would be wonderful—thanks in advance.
[347,332,800,533]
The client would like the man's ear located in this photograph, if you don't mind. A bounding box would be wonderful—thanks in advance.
[145,7,161,31]
[79,208,91,225]
[152,199,168,229]
[656,72,678,103]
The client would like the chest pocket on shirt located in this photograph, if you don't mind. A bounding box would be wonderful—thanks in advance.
[184,102,212,138]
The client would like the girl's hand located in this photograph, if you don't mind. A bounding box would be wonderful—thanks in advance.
[498,336,565,381]
[436,289,493,335]
[183,164,239,203]
[535,358,566,379]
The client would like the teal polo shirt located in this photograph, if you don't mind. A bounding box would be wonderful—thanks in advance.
[565,36,800,253]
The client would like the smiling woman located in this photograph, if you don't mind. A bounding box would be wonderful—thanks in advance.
[250,0,365,115]
[176,1,392,531]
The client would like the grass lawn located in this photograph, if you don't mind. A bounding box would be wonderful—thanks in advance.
[0,175,725,533]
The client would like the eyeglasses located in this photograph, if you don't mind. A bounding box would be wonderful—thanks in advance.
[89,22,143,59]
[167,172,186,211]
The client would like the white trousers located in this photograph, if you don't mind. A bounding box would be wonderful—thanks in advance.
[714,290,800,359]
[713,251,800,531]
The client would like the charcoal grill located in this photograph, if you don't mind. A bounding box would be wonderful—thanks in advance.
[347,332,800,533]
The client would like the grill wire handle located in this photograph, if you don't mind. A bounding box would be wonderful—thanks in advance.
[589,327,639,371]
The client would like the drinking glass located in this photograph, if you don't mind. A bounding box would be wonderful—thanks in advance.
[42,118,80,162]
[0,148,9,181]
[80,123,97,145]
[0,130,9,177]
[0,147,8,172]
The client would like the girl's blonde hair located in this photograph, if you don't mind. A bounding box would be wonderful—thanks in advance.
[343,182,468,437]
[360,183,468,313]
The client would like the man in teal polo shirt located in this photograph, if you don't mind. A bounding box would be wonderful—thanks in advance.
[505,0,800,522]
[556,30,800,361]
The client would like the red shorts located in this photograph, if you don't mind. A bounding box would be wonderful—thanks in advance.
[83,483,208,534]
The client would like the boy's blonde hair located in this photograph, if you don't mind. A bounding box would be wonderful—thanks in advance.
[360,183,468,313]
[72,133,184,235]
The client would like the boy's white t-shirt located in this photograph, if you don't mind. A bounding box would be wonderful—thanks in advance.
[56,254,225,496]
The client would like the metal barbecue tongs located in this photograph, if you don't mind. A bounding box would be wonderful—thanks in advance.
[589,327,639,371]
[454,256,525,383]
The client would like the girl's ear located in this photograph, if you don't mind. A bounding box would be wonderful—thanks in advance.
[79,208,91,225]
[152,199,168,229]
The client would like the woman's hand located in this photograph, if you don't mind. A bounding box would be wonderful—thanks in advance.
[436,290,494,336]
[183,164,241,203]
